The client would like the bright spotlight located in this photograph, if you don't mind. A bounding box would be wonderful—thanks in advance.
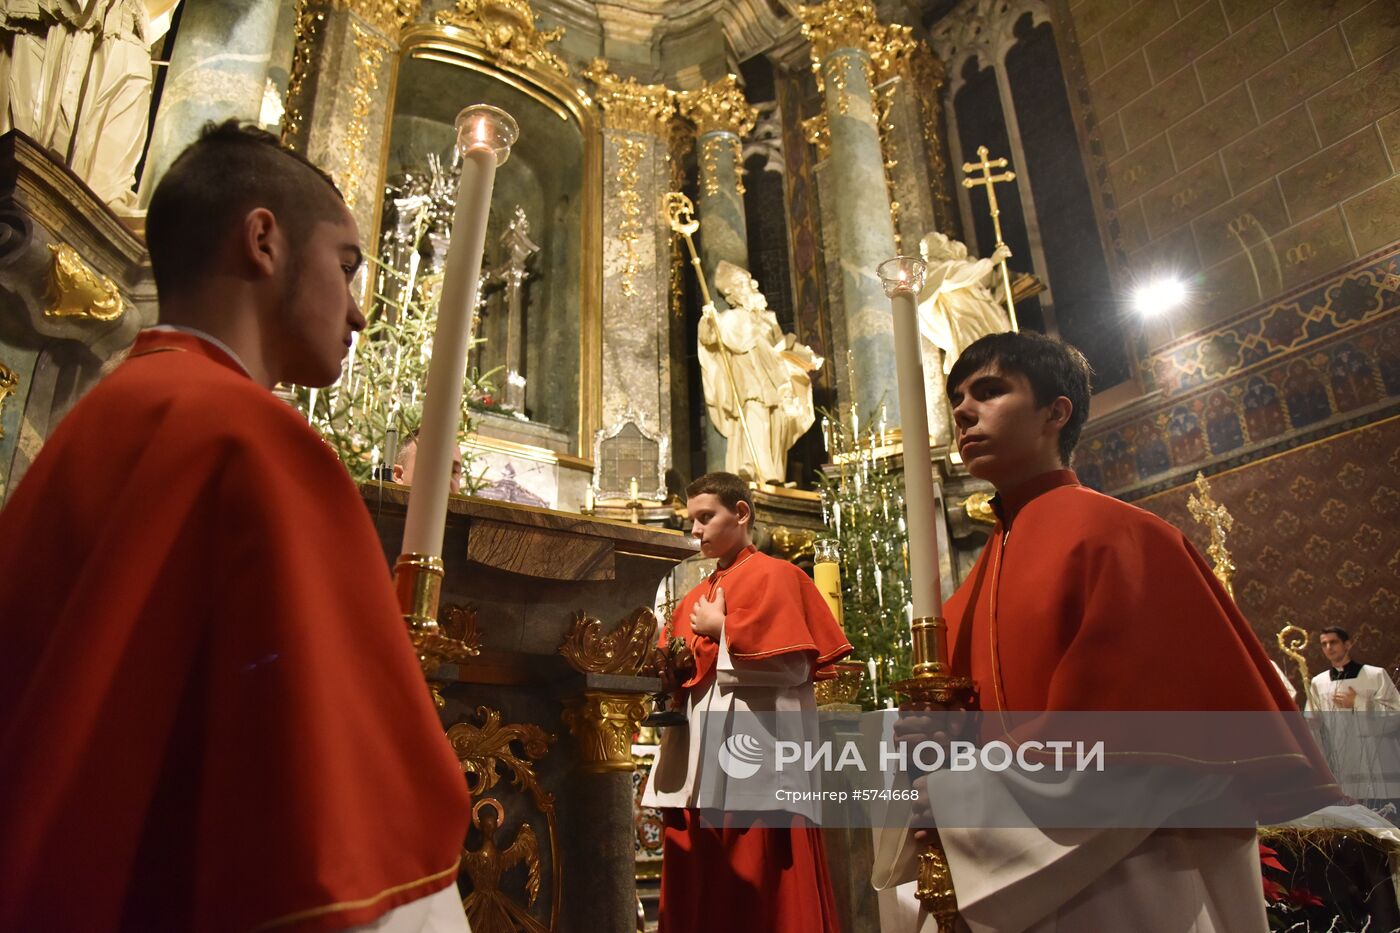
[1132,276,1188,317]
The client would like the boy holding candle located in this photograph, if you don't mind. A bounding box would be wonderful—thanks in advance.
[644,470,853,933]
[875,331,1339,932]
[0,122,470,931]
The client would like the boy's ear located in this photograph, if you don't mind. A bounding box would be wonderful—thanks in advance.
[736,500,752,528]
[1047,396,1073,431]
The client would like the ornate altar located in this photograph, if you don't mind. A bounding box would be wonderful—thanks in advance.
[364,483,695,931]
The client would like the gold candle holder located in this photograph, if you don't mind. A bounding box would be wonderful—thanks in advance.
[393,553,479,696]
[891,616,976,932]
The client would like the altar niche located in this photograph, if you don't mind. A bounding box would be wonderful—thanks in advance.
[374,26,601,458]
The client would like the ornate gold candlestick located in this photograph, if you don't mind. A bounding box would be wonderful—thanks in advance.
[891,617,975,932]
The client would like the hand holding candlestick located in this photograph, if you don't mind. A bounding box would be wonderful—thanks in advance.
[877,256,976,933]
[393,104,517,676]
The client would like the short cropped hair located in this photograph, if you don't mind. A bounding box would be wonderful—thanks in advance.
[946,332,1093,464]
[1320,626,1351,642]
[145,120,346,298]
[686,471,754,521]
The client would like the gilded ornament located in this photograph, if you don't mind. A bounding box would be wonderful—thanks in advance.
[769,526,817,563]
[461,798,545,933]
[813,659,865,707]
[797,0,917,88]
[558,607,661,676]
[334,0,422,39]
[667,116,693,321]
[582,60,674,136]
[908,47,955,228]
[1277,623,1312,707]
[614,138,647,298]
[280,2,325,148]
[45,244,125,322]
[1187,471,1236,598]
[339,22,391,210]
[677,74,757,139]
[961,491,996,525]
[437,0,569,76]
[0,362,17,442]
[561,691,650,772]
[802,112,831,161]
[447,706,558,930]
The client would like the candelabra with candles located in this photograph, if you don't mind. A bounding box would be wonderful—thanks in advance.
[877,256,975,933]
[393,104,517,679]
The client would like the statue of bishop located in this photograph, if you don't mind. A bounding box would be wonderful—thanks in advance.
[702,261,822,484]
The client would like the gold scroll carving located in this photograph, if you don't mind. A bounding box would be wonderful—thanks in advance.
[615,137,646,297]
[677,74,758,139]
[436,0,570,76]
[582,60,675,136]
[341,22,391,210]
[558,607,661,676]
[561,691,650,772]
[796,0,917,88]
[45,244,125,321]
[447,706,559,930]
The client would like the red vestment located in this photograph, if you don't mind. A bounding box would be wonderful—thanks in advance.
[671,545,853,690]
[0,330,470,932]
[658,546,850,933]
[943,469,1340,822]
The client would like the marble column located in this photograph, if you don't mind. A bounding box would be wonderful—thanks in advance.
[583,62,677,461]
[276,0,416,234]
[138,0,282,203]
[678,76,757,289]
[678,76,758,471]
[798,0,914,424]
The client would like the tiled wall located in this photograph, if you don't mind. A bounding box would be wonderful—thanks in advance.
[1068,0,1400,342]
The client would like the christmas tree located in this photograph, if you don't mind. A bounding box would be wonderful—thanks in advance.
[816,399,914,709]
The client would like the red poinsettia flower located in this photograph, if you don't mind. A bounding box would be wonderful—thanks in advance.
[1262,877,1288,903]
[1259,843,1287,873]
[1284,887,1324,908]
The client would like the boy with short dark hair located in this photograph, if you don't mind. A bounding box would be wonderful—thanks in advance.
[876,331,1338,933]
[644,470,852,933]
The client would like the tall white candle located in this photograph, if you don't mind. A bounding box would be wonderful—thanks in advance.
[878,257,944,619]
[401,105,517,558]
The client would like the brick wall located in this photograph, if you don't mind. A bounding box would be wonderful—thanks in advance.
[1067,0,1400,343]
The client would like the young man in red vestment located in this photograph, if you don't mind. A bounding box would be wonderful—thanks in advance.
[874,332,1340,932]
[0,122,471,932]
[643,471,852,933]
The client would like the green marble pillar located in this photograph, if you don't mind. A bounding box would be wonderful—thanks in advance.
[138,0,281,202]
[679,76,758,471]
[820,46,900,421]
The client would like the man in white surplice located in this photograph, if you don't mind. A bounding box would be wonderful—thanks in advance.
[1306,626,1400,804]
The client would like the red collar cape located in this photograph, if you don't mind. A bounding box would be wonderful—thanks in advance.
[0,328,470,931]
[667,546,852,688]
[945,468,1340,822]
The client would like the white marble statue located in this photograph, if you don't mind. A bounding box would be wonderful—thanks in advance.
[916,232,1013,447]
[917,231,1012,374]
[701,261,822,484]
[1,0,180,209]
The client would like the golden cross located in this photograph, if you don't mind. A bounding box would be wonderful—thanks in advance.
[961,145,1019,331]
[1187,471,1235,598]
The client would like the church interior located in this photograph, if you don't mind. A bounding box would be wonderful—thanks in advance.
[3,0,1400,929]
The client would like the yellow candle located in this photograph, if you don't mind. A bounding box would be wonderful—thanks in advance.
[629,476,639,501]
[814,559,843,625]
